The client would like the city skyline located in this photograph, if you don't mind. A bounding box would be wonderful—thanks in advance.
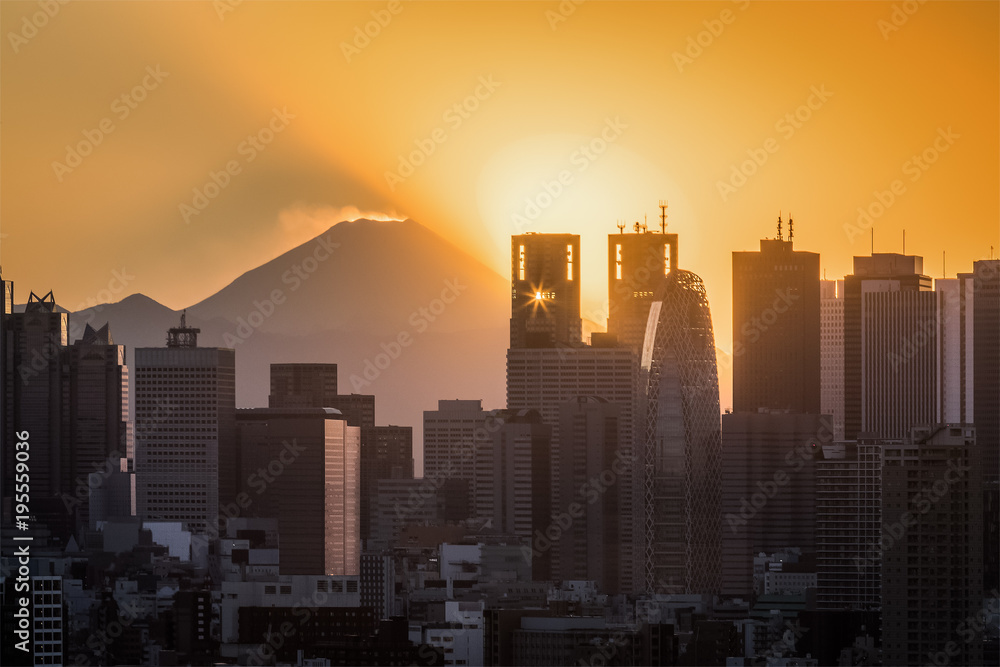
[1,1,997,358]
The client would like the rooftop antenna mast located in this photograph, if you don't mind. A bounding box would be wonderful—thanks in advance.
[633,221,641,233]
[642,215,647,232]
[617,220,625,234]
[777,212,783,241]
[903,229,906,255]
[788,213,794,243]
[659,200,668,233]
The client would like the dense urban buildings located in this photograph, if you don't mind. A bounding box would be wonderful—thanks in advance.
[2,218,997,666]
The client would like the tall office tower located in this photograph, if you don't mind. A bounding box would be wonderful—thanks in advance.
[475,409,552,579]
[881,425,983,667]
[844,253,936,440]
[606,212,677,355]
[555,397,624,592]
[236,407,361,575]
[423,399,496,517]
[1,290,67,527]
[971,259,1000,593]
[814,438,884,611]
[0,272,11,455]
[60,323,130,529]
[732,218,821,414]
[360,425,413,541]
[719,412,830,598]
[509,233,582,348]
[506,345,639,591]
[134,314,236,534]
[820,280,845,440]
[641,269,722,595]
[936,275,975,424]
[268,363,338,408]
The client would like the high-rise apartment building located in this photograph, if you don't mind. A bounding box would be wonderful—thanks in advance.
[881,425,982,667]
[510,233,582,348]
[135,314,236,534]
[732,221,820,414]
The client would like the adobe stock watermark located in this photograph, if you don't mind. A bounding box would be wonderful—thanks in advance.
[922,590,1000,667]
[180,107,295,223]
[222,232,339,347]
[878,0,927,40]
[672,0,750,73]
[214,0,243,21]
[52,65,170,182]
[523,449,634,562]
[348,278,467,390]
[384,76,501,191]
[545,0,585,30]
[511,116,627,231]
[725,418,832,533]
[843,127,959,243]
[341,0,403,62]
[8,0,71,54]
[717,84,833,202]
[853,456,971,571]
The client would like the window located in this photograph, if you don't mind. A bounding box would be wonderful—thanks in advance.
[566,244,574,280]
[615,244,622,279]
[518,245,525,280]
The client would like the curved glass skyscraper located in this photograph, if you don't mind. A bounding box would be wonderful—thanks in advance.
[640,269,722,595]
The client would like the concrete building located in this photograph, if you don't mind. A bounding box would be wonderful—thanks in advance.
[134,314,236,534]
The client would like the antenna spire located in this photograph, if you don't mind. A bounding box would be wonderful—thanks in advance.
[659,200,668,233]
[788,214,794,243]
[777,212,783,241]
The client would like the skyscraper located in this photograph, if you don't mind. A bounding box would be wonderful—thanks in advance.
[509,233,582,348]
[641,269,722,595]
[556,397,624,592]
[60,323,130,529]
[359,424,413,541]
[236,407,361,575]
[606,214,677,355]
[135,314,236,534]
[423,399,497,520]
[844,253,935,440]
[820,279,845,440]
[732,218,820,414]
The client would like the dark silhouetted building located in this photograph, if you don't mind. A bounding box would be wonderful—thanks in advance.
[720,412,831,598]
[510,233,582,348]
[732,220,820,414]
[607,218,677,356]
[360,424,413,541]
[641,269,722,595]
[236,407,360,575]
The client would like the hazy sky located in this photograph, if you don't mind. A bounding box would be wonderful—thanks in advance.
[2,1,997,352]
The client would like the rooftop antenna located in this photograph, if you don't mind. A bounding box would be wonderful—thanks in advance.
[617,220,625,234]
[777,212,783,241]
[903,229,906,255]
[871,227,874,255]
[788,214,794,243]
[633,221,641,233]
[659,200,668,233]
[943,251,946,278]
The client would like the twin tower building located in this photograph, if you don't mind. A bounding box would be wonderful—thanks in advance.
[505,216,722,596]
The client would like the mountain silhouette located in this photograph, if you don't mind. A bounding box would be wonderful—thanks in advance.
[72,219,511,472]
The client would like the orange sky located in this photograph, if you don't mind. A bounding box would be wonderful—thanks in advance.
[2,0,997,352]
